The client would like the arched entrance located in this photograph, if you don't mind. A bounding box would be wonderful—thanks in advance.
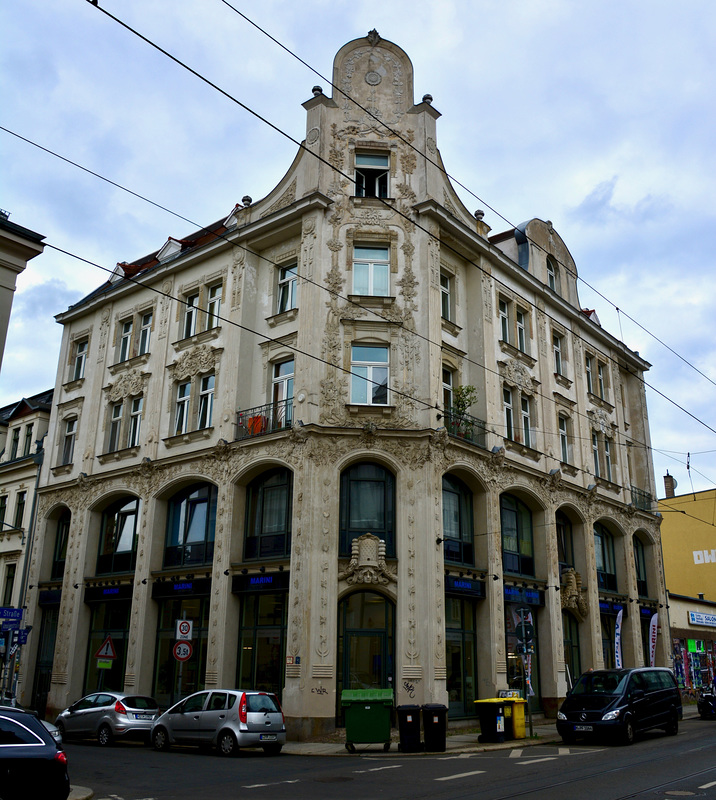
[337,591,394,721]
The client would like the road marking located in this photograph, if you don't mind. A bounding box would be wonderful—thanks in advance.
[509,749,523,758]
[353,765,403,773]
[436,770,485,781]
[243,780,301,788]
[518,757,558,765]
[699,781,716,789]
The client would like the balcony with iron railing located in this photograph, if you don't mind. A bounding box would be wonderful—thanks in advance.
[236,399,293,441]
[443,409,487,449]
[630,485,653,511]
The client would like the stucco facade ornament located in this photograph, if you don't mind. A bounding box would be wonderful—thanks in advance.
[560,569,589,622]
[169,345,218,380]
[106,369,148,403]
[338,533,397,585]
[502,359,535,395]
[261,179,297,218]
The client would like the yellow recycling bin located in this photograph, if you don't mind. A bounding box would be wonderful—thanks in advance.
[503,698,527,739]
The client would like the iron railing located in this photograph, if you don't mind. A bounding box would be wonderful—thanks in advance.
[236,399,293,440]
[443,409,487,449]
[630,485,653,511]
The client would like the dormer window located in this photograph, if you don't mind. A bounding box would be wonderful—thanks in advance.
[355,152,389,198]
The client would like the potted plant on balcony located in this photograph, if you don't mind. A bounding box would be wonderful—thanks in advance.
[451,384,478,439]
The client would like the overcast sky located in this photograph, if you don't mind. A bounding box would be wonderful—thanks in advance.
[1,0,715,497]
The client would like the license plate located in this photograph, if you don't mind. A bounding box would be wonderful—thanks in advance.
[574,725,593,732]
[259,734,277,741]
[135,714,153,720]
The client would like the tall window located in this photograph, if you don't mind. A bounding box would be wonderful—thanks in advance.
[355,152,389,198]
[442,368,454,411]
[516,310,526,353]
[442,474,474,565]
[521,396,532,448]
[503,388,514,440]
[127,397,143,448]
[553,334,563,375]
[340,463,395,557]
[351,344,389,405]
[558,415,570,463]
[592,431,600,477]
[118,320,133,362]
[499,300,510,343]
[198,374,215,429]
[73,339,88,381]
[97,497,139,574]
[174,382,191,435]
[276,265,297,314]
[353,247,390,297]
[440,274,453,321]
[2,563,16,607]
[183,294,199,339]
[500,494,534,576]
[594,522,617,592]
[52,511,71,581]
[205,284,222,330]
[14,491,26,530]
[244,469,293,560]
[598,364,607,400]
[272,360,294,428]
[23,424,34,457]
[547,257,558,292]
[164,483,217,568]
[633,535,648,597]
[9,429,19,460]
[556,511,574,570]
[138,312,153,355]
[0,496,6,527]
[108,402,124,452]
[585,355,594,394]
[62,418,77,465]
[604,437,613,482]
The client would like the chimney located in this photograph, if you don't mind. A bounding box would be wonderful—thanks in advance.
[663,471,676,498]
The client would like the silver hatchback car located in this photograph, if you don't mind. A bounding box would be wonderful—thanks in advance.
[151,690,286,756]
[55,691,159,746]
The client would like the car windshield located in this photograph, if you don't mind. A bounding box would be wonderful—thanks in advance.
[247,694,279,713]
[571,671,629,696]
[123,696,158,710]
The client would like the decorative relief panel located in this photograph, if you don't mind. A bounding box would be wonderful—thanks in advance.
[338,533,397,586]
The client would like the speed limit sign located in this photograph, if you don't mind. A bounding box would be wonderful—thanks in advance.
[173,640,193,662]
[175,619,193,640]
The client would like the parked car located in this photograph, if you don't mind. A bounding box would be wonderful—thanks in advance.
[55,691,159,746]
[0,694,63,745]
[0,706,70,800]
[557,667,682,745]
[151,690,286,756]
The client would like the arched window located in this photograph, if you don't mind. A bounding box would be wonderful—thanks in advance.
[97,497,139,574]
[633,535,648,597]
[340,463,395,557]
[244,468,293,560]
[51,510,71,581]
[500,494,534,576]
[164,483,217,568]
[442,474,474,565]
[556,511,574,571]
[594,522,617,592]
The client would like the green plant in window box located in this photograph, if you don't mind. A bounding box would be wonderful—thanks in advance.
[451,384,478,438]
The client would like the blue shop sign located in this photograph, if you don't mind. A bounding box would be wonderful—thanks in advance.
[232,572,290,593]
[504,585,544,606]
[445,575,486,598]
[599,599,626,617]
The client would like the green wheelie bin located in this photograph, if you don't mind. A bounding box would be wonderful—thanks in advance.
[341,689,394,752]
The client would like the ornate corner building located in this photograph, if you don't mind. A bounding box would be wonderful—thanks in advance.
[19,32,666,736]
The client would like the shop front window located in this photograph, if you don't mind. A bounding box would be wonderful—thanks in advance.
[505,603,541,713]
[445,595,477,718]
[84,601,131,693]
[236,592,287,697]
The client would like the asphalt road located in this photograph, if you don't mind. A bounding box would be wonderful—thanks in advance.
[64,718,716,800]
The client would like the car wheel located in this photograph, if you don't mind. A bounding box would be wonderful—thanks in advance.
[152,727,170,752]
[56,721,66,740]
[97,724,114,747]
[262,743,282,756]
[217,730,238,757]
[665,714,678,736]
[622,718,635,746]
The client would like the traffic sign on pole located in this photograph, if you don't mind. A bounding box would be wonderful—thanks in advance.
[94,635,117,660]
[173,641,193,662]
[175,619,193,641]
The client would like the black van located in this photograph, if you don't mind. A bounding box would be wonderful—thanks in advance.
[556,667,682,745]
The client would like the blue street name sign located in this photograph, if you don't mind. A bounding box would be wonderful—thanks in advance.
[0,608,23,620]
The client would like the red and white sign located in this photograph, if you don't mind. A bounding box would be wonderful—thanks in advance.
[175,619,193,641]
[94,635,117,660]
[173,640,193,662]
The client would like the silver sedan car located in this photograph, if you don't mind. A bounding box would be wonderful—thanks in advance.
[151,690,286,756]
[55,691,159,746]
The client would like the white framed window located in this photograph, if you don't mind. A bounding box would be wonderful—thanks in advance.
[598,364,607,400]
[604,436,612,482]
[440,274,453,321]
[351,344,389,405]
[585,355,594,394]
[174,382,191,435]
[499,299,510,343]
[547,257,559,292]
[9,428,19,460]
[127,396,143,448]
[22,424,33,457]
[277,265,297,314]
[516,310,526,353]
[198,374,215,429]
[521,396,532,448]
[108,402,124,452]
[206,284,222,330]
[62,418,77,465]
[592,431,600,477]
[442,367,454,410]
[183,294,199,339]
[272,360,294,428]
[558,415,570,463]
[355,152,389,198]
[118,319,133,362]
[138,312,153,356]
[503,387,514,440]
[353,246,390,297]
[73,339,88,381]
[553,334,563,375]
